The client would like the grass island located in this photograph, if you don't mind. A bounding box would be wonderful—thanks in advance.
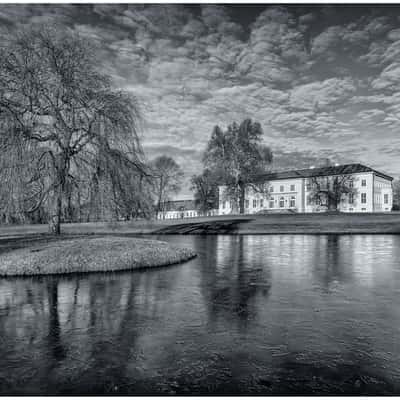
[0,236,196,276]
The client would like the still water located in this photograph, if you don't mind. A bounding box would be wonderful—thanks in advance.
[1,234,400,394]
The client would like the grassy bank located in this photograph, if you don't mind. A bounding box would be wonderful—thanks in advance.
[1,212,400,237]
[0,236,196,276]
[155,213,400,234]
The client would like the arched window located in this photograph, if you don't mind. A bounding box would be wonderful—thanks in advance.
[290,196,296,207]
[279,197,285,208]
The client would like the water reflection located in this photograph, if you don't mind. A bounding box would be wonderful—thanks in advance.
[0,234,400,394]
[203,235,271,329]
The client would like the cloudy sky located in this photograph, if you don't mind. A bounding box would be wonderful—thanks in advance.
[1,3,400,195]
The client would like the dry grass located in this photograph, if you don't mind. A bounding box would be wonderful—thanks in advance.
[0,237,196,276]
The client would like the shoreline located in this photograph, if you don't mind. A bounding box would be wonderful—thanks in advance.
[1,213,400,238]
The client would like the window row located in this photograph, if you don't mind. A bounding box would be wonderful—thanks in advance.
[220,191,381,209]
[241,197,297,209]
[305,192,368,206]
[269,184,296,193]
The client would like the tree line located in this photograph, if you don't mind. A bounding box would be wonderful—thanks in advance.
[2,25,392,233]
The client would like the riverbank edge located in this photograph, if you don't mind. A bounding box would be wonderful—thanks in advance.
[0,236,197,277]
[1,213,400,237]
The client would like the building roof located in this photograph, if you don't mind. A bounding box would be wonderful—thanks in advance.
[255,163,393,182]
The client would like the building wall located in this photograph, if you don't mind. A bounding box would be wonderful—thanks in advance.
[218,172,393,214]
[304,172,375,213]
[157,209,218,220]
[373,175,393,212]
[219,179,304,214]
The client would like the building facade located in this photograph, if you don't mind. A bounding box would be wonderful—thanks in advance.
[218,164,393,215]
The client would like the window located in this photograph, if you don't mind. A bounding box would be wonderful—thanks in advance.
[245,200,249,208]
[361,179,366,187]
[361,193,367,204]
[253,199,257,208]
[260,199,264,208]
[306,183,311,191]
[222,201,226,209]
[269,200,274,208]
[270,186,274,193]
[290,184,295,191]
[280,185,284,192]
[349,180,353,188]
[362,208,366,211]
[290,196,296,207]
[349,193,354,204]
[384,194,389,204]
[279,197,285,208]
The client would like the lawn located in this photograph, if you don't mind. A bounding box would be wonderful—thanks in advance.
[0,236,196,276]
[1,212,400,238]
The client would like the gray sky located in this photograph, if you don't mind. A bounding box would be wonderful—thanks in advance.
[1,4,400,195]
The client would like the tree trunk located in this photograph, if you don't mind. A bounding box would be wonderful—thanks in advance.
[239,182,245,214]
[49,183,62,235]
[327,193,338,211]
[49,155,67,235]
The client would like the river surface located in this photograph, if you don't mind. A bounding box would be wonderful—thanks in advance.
[1,234,400,395]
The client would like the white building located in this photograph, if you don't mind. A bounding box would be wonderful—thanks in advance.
[157,199,218,220]
[218,163,393,214]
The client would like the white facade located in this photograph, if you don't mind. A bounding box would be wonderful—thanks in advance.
[157,209,218,220]
[218,167,393,215]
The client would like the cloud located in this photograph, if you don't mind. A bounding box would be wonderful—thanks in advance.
[2,4,400,192]
[289,77,356,110]
[371,63,400,90]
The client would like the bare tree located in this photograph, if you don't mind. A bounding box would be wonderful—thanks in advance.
[392,179,400,211]
[203,119,273,214]
[0,24,145,233]
[190,169,219,214]
[151,155,183,217]
[307,175,356,211]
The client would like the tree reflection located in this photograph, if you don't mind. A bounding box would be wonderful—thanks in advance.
[46,279,66,361]
[200,235,272,329]
[311,235,354,290]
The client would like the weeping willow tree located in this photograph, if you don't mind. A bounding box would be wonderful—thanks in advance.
[0,24,149,233]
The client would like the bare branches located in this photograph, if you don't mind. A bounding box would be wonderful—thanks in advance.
[0,23,147,230]
[203,118,273,214]
[151,155,184,215]
[307,174,356,211]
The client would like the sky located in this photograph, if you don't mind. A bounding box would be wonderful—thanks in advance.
[1,3,400,196]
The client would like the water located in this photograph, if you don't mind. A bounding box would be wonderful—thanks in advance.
[1,234,400,394]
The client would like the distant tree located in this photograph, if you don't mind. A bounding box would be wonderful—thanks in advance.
[190,169,219,214]
[203,119,273,214]
[0,25,145,233]
[307,175,356,211]
[151,155,184,216]
[392,179,400,211]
